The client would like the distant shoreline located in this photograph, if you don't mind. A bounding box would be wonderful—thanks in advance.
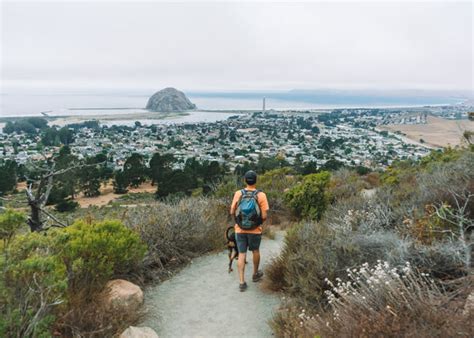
[0,102,468,123]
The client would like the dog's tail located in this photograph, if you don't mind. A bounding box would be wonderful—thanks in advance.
[225,226,235,242]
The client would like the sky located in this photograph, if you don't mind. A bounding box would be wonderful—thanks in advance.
[1,0,473,93]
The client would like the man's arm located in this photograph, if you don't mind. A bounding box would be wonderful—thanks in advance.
[230,191,240,216]
[259,192,269,222]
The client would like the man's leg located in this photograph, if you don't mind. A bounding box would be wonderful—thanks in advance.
[252,250,260,275]
[238,252,246,283]
[249,234,263,282]
[235,233,249,285]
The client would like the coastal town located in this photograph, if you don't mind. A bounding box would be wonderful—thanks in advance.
[0,108,441,172]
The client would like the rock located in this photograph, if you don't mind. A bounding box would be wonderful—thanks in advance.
[146,87,196,112]
[463,291,474,316]
[104,279,144,312]
[119,326,159,338]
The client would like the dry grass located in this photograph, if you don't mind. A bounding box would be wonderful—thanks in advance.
[263,255,287,292]
[55,289,146,338]
[380,116,474,148]
[121,197,230,281]
[272,262,474,338]
[75,181,156,208]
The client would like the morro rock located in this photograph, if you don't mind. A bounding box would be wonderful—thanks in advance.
[146,87,196,112]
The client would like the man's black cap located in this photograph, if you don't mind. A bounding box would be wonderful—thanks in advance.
[244,170,257,185]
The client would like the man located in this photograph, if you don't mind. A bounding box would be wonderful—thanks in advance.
[230,170,269,292]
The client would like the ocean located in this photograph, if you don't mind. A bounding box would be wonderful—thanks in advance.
[0,89,464,118]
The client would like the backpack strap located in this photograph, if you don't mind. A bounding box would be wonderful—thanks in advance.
[238,189,246,205]
[240,189,260,199]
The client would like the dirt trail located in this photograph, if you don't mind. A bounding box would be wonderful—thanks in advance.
[142,232,285,337]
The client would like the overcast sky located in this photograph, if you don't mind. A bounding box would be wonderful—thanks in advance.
[1,0,472,92]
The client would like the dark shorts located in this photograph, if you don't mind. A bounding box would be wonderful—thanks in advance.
[235,233,262,253]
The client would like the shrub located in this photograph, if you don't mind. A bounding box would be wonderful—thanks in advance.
[121,197,229,280]
[213,176,241,205]
[285,171,331,220]
[0,209,26,245]
[266,177,467,306]
[269,148,473,336]
[61,196,230,281]
[1,218,146,337]
[258,167,299,212]
[54,219,146,294]
[273,262,473,338]
[364,171,381,188]
[55,199,79,213]
[266,222,360,305]
[1,231,66,337]
[329,168,365,202]
[263,255,287,292]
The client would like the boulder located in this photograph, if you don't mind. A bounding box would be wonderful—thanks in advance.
[146,87,196,112]
[463,291,474,316]
[104,279,143,312]
[119,326,159,338]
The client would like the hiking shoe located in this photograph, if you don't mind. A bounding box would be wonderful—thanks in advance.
[239,282,248,292]
[252,270,264,282]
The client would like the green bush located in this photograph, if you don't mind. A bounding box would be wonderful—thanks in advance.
[55,199,79,213]
[1,217,146,337]
[60,196,231,281]
[258,167,299,212]
[55,219,147,294]
[212,176,241,204]
[284,171,331,220]
[1,231,66,337]
[0,209,26,245]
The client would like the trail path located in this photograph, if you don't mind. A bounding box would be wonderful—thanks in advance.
[142,232,284,337]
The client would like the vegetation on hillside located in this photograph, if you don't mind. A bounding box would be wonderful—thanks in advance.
[0,192,230,336]
[1,131,473,337]
[265,146,474,337]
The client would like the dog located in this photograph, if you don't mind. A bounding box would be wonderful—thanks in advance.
[225,226,239,273]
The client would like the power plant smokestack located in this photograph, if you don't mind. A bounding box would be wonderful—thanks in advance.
[263,97,266,112]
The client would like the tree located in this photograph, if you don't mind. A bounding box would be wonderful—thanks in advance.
[3,121,15,134]
[149,153,175,186]
[0,160,18,195]
[155,169,194,198]
[320,159,344,171]
[113,170,129,194]
[24,159,79,231]
[302,161,318,175]
[78,157,103,197]
[41,127,60,146]
[58,127,74,145]
[25,117,48,129]
[47,146,79,203]
[3,117,48,135]
[123,153,147,188]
